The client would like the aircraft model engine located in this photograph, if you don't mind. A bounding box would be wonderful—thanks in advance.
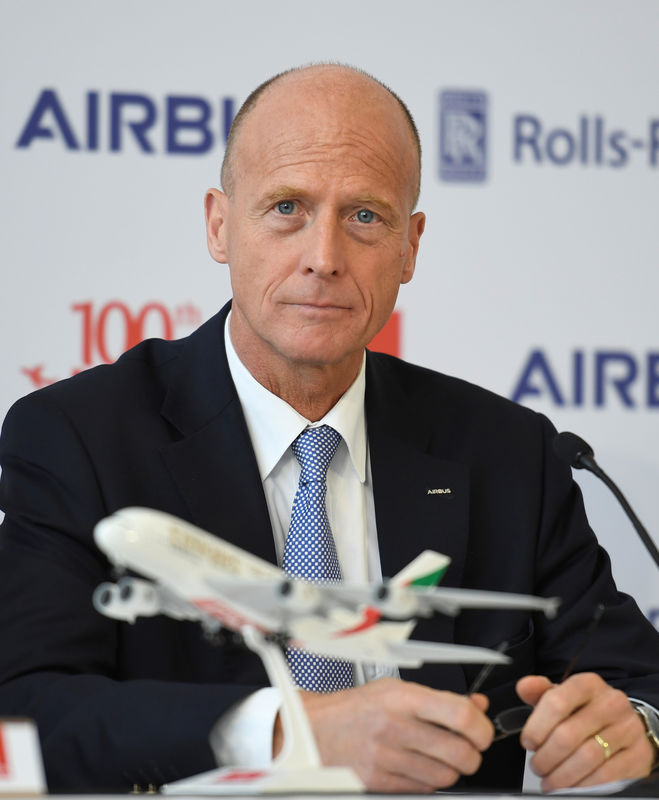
[276,579,324,614]
[93,577,162,623]
[371,584,423,619]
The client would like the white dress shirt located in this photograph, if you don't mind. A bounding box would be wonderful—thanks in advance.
[211,313,394,767]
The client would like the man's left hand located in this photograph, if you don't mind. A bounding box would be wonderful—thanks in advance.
[516,673,655,791]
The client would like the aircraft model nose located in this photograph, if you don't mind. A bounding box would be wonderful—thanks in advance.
[94,517,116,554]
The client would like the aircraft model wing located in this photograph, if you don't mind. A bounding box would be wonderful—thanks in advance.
[385,639,512,668]
[290,616,513,668]
[410,587,560,618]
[200,574,559,634]
[306,582,560,620]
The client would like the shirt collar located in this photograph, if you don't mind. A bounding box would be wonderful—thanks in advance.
[224,312,367,483]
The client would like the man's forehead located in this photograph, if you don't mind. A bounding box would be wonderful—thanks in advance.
[237,132,414,215]
[256,125,406,171]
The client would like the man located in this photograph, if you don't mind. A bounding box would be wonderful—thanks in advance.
[1,64,658,794]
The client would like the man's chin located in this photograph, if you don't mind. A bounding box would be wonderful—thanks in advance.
[272,337,365,372]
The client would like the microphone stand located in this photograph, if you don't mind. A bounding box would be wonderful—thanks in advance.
[554,432,659,570]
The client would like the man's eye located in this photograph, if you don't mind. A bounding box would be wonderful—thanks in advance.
[356,209,376,223]
[276,201,296,215]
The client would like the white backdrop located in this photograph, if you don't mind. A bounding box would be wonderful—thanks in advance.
[1,0,658,621]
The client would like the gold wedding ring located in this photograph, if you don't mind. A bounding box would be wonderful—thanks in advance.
[594,733,611,760]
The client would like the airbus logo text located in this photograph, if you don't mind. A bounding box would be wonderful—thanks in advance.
[15,89,236,154]
[511,349,659,408]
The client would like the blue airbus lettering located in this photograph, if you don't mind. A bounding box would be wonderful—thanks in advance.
[514,115,659,168]
[649,608,659,632]
[15,89,236,154]
[510,349,659,408]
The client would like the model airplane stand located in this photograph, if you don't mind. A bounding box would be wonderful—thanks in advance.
[162,625,365,795]
[0,718,47,796]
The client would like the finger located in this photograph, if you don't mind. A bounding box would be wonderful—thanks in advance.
[367,743,462,792]
[540,720,654,792]
[415,690,494,752]
[576,736,655,789]
[527,683,631,775]
[516,674,554,707]
[356,758,438,795]
[415,720,485,776]
[380,707,485,776]
[469,692,490,714]
[538,725,617,791]
[520,673,607,753]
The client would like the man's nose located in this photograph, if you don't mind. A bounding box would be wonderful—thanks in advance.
[300,214,345,276]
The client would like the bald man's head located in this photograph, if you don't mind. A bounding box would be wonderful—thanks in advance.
[220,64,422,210]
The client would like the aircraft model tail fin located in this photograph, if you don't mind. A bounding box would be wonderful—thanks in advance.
[390,550,451,588]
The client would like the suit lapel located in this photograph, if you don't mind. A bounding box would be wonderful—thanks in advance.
[366,352,470,692]
[158,304,277,564]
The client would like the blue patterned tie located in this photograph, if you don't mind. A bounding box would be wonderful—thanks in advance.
[283,425,354,692]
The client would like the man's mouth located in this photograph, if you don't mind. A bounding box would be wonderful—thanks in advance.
[288,301,350,312]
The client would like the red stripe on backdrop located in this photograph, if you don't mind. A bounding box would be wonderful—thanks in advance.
[0,728,9,776]
[368,311,401,358]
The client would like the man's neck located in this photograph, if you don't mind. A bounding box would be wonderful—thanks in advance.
[239,356,362,422]
[228,315,363,421]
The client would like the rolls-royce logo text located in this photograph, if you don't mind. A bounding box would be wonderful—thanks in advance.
[439,90,488,182]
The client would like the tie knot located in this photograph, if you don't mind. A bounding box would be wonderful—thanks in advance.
[292,425,342,482]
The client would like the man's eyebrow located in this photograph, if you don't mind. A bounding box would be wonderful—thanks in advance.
[259,186,307,207]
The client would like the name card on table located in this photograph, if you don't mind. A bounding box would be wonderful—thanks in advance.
[0,719,46,796]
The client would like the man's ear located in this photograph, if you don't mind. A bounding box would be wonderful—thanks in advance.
[204,188,230,264]
[401,211,426,284]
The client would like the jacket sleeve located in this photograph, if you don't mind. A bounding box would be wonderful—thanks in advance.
[0,391,262,792]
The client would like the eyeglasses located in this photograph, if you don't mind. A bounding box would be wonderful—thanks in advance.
[468,603,605,742]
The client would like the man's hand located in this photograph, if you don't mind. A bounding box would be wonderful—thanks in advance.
[273,677,494,793]
[517,673,655,791]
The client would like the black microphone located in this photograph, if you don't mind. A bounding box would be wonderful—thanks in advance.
[553,431,659,569]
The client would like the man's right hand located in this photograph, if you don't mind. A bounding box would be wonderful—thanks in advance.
[273,677,494,793]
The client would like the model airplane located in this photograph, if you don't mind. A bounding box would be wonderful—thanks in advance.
[93,507,558,668]
[92,507,560,794]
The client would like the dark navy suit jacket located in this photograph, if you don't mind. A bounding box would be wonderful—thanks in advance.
[1,302,659,791]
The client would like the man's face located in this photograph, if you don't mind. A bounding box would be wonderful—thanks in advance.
[206,69,425,379]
